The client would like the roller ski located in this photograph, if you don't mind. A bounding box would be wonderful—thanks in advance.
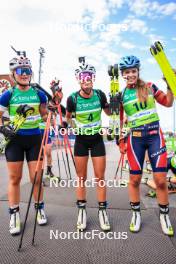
[76,201,87,231]
[150,41,176,96]
[0,104,34,152]
[107,64,121,141]
[43,167,60,187]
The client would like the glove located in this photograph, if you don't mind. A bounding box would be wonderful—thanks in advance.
[58,121,68,134]
[119,138,127,154]
[0,125,16,140]
[59,121,68,129]
[48,103,57,113]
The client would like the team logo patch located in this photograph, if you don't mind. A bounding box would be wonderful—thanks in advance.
[148,130,158,135]
[132,131,142,137]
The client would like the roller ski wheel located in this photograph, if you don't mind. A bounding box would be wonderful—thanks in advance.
[113,64,118,77]
[150,45,157,56]
[108,65,113,77]
[155,41,163,52]
[24,108,34,117]
[16,104,34,117]
[108,64,118,78]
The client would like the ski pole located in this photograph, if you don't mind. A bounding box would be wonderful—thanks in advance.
[54,112,69,179]
[32,112,51,245]
[114,153,123,180]
[57,103,76,170]
[66,134,76,170]
[18,112,51,251]
[120,153,125,180]
[57,104,72,180]
[60,128,71,179]
[53,115,61,180]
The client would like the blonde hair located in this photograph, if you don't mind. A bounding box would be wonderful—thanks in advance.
[136,78,151,102]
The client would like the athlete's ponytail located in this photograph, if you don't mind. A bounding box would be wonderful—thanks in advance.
[136,78,150,103]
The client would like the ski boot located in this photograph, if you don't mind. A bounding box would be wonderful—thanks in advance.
[129,202,141,233]
[9,206,21,235]
[98,202,111,231]
[159,205,174,236]
[46,166,55,178]
[76,200,87,231]
[35,202,47,225]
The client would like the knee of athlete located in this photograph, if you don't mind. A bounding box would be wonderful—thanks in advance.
[130,178,140,188]
[96,177,106,188]
[155,179,167,190]
[30,176,41,185]
[10,174,21,186]
[96,175,105,183]
[47,153,52,160]
[77,176,87,184]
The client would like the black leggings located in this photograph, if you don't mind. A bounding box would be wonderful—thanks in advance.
[5,134,42,162]
[74,134,106,157]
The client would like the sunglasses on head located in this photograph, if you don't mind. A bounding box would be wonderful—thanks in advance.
[15,67,32,75]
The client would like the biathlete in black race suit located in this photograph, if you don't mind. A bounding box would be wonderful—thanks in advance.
[66,60,111,231]
[0,54,48,235]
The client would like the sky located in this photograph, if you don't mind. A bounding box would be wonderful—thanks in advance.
[0,0,176,130]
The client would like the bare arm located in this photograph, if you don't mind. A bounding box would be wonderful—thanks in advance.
[39,103,48,122]
[66,111,76,128]
[0,111,4,126]
[103,107,111,116]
